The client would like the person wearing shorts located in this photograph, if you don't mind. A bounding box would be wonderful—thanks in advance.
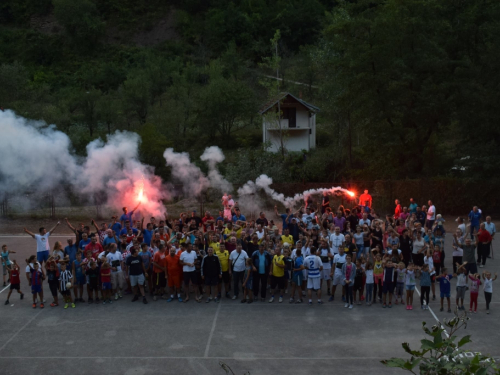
[165,246,182,302]
[125,247,148,304]
[24,223,60,265]
[106,244,125,300]
[318,242,333,293]
[201,247,222,303]
[330,247,346,301]
[304,247,323,304]
[151,244,167,300]
[180,245,200,302]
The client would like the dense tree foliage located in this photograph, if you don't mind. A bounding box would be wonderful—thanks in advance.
[0,0,498,182]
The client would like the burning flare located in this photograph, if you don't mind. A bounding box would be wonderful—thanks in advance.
[138,175,145,202]
[347,191,355,197]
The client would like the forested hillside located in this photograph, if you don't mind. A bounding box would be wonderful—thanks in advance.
[1,0,499,183]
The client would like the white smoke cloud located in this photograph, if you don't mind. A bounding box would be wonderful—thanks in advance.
[0,110,78,197]
[238,173,353,209]
[0,110,167,216]
[200,146,232,193]
[163,148,209,196]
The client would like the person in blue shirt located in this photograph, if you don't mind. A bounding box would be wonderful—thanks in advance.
[468,206,482,239]
[102,229,120,248]
[141,220,154,246]
[232,207,246,223]
[120,203,141,227]
[64,236,78,265]
[78,233,91,253]
[109,216,122,237]
[290,248,304,303]
[436,269,453,312]
[409,198,418,215]
[274,206,291,231]
[120,220,139,236]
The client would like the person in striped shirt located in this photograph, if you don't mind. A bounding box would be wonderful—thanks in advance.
[304,247,323,305]
[59,262,75,309]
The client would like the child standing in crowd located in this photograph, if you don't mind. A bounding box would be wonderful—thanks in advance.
[365,262,374,306]
[241,258,253,304]
[454,262,468,311]
[72,251,86,303]
[436,268,453,312]
[86,261,100,304]
[373,253,383,304]
[45,258,60,307]
[469,273,481,313]
[482,271,497,314]
[419,264,431,310]
[101,262,113,304]
[4,260,24,305]
[405,263,416,310]
[395,262,406,305]
[353,259,364,305]
[2,244,16,286]
[342,255,356,309]
[28,261,44,308]
[59,262,75,309]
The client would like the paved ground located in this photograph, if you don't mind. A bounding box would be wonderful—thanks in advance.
[1,231,499,374]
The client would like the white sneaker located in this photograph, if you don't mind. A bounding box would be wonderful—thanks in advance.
[349,304,353,309]
[114,293,119,300]
[231,295,237,300]
[279,297,283,303]
[344,303,349,308]
[118,292,123,298]
[479,265,484,268]
[269,297,274,303]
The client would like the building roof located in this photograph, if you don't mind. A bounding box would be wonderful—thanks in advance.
[259,92,320,114]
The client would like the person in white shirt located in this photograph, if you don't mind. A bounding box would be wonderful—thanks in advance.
[359,213,371,227]
[304,247,323,305]
[180,245,199,302]
[330,246,347,301]
[24,222,60,264]
[329,227,345,255]
[106,243,125,299]
[426,200,436,229]
[302,207,316,230]
[229,243,248,300]
[484,217,496,260]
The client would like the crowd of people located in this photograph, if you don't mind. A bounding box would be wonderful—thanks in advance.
[1,191,497,314]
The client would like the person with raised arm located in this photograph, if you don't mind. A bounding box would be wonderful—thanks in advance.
[24,221,60,264]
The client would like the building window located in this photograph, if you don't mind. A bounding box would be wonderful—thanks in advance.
[282,108,296,128]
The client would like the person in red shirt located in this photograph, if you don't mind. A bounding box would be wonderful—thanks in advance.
[85,236,103,260]
[477,223,493,267]
[5,260,24,305]
[152,244,167,300]
[202,211,215,232]
[100,262,112,304]
[164,246,182,302]
[394,199,402,219]
[359,190,373,208]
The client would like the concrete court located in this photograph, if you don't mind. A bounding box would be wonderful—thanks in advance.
[0,234,499,375]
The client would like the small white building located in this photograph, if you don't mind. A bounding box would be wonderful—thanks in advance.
[260,92,319,153]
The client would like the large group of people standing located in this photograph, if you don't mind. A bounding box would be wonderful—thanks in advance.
[1,191,497,314]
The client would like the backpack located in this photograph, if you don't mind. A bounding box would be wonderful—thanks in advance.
[432,250,441,263]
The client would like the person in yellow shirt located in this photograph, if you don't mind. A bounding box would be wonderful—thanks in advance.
[269,247,286,303]
[215,242,230,298]
[281,228,294,246]
[209,234,221,253]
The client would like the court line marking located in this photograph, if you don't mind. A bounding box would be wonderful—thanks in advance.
[204,302,221,358]
[0,308,44,352]
[415,287,450,338]
[0,284,10,294]
[0,356,386,360]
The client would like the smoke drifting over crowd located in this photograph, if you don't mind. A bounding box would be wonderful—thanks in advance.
[0,110,354,215]
[0,110,167,216]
